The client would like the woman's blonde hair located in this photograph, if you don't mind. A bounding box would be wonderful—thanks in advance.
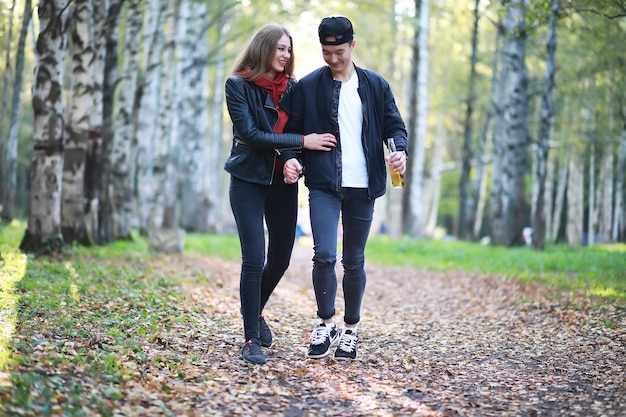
[232,24,294,80]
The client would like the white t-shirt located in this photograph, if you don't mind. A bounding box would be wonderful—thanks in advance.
[339,70,367,188]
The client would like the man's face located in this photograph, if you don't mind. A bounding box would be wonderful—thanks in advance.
[321,40,355,74]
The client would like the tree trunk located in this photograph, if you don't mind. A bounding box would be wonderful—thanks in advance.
[62,0,94,246]
[531,0,558,250]
[566,153,584,246]
[205,15,228,233]
[83,0,108,243]
[551,152,568,242]
[613,108,626,242]
[424,112,445,237]
[0,0,16,210]
[19,0,70,255]
[178,0,210,233]
[457,0,480,240]
[135,0,167,234]
[596,148,613,243]
[150,0,180,232]
[587,143,595,245]
[98,0,123,243]
[107,0,142,241]
[2,0,31,223]
[403,0,428,237]
[544,147,555,242]
[489,0,529,247]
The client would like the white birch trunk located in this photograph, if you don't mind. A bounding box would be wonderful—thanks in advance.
[613,120,626,242]
[62,0,94,245]
[109,0,142,239]
[588,143,595,245]
[21,0,70,254]
[424,112,445,237]
[530,0,557,250]
[408,0,429,237]
[566,153,584,246]
[206,18,228,233]
[544,147,555,242]
[596,149,613,243]
[83,0,108,242]
[135,0,166,234]
[551,152,569,242]
[2,0,31,222]
[178,1,210,232]
[490,0,529,246]
[149,0,179,232]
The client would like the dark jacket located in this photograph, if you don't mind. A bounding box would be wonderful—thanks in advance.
[224,75,303,185]
[282,65,408,200]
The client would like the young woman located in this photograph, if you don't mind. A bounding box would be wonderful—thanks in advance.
[224,24,337,364]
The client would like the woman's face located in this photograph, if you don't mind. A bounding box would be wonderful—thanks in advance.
[269,34,292,77]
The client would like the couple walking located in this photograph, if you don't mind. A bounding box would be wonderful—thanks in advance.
[224,16,409,365]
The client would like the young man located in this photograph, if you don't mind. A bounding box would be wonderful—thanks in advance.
[282,16,409,360]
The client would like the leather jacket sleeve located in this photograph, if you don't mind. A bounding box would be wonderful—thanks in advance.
[225,76,302,152]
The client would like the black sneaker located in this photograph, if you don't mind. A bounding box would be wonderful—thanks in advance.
[240,339,266,364]
[334,329,358,360]
[307,323,340,359]
[259,315,272,347]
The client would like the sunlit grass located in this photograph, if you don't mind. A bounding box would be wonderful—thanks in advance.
[0,251,27,369]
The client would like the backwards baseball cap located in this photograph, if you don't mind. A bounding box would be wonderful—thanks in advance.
[318,16,354,45]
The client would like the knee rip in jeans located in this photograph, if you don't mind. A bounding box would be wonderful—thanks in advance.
[313,258,336,267]
[343,262,364,271]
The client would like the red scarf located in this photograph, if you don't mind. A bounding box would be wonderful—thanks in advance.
[253,71,289,133]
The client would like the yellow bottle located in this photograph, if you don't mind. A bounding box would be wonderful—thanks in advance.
[388,138,405,188]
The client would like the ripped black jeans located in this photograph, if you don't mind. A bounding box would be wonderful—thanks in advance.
[308,188,375,325]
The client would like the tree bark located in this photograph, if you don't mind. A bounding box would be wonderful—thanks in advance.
[98,0,123,243]
[19,0,70,254]
[2,0,31,222]
[107,0,142,241]
[531,0,558,250]
[566,153,584,246]
[0,0,16,209]
[62,0,94,245]
[457,0,480,240]
[489,0,529,247]
[613,107,626,242]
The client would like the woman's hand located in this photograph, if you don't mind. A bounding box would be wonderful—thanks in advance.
[283,158,303,184]
[302,133,336,151]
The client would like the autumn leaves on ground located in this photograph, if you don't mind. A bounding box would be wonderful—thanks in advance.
[1,241,625,417]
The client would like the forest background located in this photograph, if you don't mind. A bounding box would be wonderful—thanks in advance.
[0,0,625,254]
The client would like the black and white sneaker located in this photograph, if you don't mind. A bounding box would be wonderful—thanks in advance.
[307,323,340,359]
[259,315,273,347]
[334,329,358,360]
[240,339,266,364]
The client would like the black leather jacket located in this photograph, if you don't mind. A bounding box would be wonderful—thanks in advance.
[281,65,408,200]
[224,75,303,185]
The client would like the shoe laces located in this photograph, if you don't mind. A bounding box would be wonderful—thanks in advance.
[310,324,332,345]
[244,339,262,355]
[338,331,358,353]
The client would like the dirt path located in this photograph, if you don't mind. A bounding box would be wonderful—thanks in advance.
[166,242,624,416]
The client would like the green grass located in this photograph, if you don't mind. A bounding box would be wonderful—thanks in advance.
[365,237,626,301]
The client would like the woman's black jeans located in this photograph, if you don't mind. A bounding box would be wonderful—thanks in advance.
[229,176,298,342]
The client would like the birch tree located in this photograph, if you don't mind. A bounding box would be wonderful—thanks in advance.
[566,152,584,245]
[489,0,529,246]
[134,0,167,234]
[2,0,31,222]
[62,0,95,245]
[0,0,16,207]
[613,106,626,241]
[457,0,480,240]
[20,0,70,254]
[530,0,558,250]
[178,0,210,233]
[98,0,124,243]
[105,0,142,241]
[402,0,428,237]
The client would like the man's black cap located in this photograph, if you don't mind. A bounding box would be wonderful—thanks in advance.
[318,16,354,45]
